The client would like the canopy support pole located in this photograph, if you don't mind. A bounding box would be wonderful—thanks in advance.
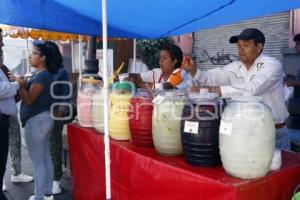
[102,0,112,199]
[71,41,75,73]
[133,39,136,73]
[78,35,83,79]
[26,39,30,73]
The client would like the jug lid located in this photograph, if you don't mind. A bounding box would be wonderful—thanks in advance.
[81,77,102,85]
[189,91,218,100]
[162,89,186,99]
[232,96,263,102]
[135,88,153,99]
[112,81,135,94]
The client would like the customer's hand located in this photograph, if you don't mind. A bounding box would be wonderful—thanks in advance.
[285,78,295,87]
[285,77,300,87]
[8,72,17,82]
[16,76,27,87]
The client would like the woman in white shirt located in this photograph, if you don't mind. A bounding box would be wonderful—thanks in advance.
[129,44,191,90]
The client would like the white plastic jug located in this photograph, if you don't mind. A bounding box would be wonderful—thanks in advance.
[152,90,185,156]
[219,96,276,179]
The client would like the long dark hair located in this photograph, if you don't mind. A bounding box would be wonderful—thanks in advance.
[44,41,63,69]
[34,43,58,74]
[160,44,183,69]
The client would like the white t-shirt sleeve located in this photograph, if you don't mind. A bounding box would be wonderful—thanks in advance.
[192,65,231,87]
[140,68,161,83]
[140,71,154,83]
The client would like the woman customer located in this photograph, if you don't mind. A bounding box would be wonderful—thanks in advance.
[44,41,69,194]
[15,42,58,200]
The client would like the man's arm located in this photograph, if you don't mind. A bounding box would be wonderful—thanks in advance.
[285,78,300,87]
[190,58,283,98]
[187,57,231,87]
[220,59,283,98]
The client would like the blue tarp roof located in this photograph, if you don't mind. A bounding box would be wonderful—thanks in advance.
[1,0,300,39]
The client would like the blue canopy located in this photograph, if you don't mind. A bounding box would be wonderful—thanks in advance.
[1,0,300,38]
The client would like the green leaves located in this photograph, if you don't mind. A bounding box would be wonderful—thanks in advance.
[137,37,173,70]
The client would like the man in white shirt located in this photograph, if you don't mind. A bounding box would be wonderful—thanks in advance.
[188,28,290,150]
[0,28,19,200]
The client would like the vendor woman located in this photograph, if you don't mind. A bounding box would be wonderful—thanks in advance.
[128,43,191,90]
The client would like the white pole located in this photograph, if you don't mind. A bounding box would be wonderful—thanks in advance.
[26,39,30,73]
[21,50,26,75]
[102,0,111,199]
[133,38,136,73]
[71,41,75,73]
[78,35,83,85]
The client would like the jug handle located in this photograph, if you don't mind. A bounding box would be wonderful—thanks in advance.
[270,149,282,171]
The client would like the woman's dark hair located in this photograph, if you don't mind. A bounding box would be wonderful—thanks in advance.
[34,43,58,74]
[44,41,63,69]
[160,44,183,69]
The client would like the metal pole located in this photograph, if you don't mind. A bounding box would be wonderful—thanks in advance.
[71,41,74,73]
[102,0,111,199]
[78,35,83,88]
[26,39,30,73]
[133,38,136,73]
[84,36,99,74]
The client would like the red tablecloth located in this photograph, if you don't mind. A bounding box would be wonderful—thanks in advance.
[67,123,300,200]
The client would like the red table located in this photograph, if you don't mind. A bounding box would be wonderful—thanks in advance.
[67,123,300,200]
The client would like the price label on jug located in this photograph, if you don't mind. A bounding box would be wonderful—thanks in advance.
[184,121,199,134]
[152,95,165,104]
[219,120,232,136]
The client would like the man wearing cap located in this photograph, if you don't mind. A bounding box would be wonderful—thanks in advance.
[188,28,290,150]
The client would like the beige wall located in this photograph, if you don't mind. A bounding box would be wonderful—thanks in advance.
[289,9,300,48]
[172,34,193,55]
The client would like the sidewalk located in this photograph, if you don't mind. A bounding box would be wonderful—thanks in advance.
[3,144,72,200]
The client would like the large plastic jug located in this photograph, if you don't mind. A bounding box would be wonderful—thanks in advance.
[181,92,222,166]
[152,90,186,156]
[219,96,275,179]
[109,81,135,140]
[77,77,101,127]
[92,88,104,133]
[129,89,154,147]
